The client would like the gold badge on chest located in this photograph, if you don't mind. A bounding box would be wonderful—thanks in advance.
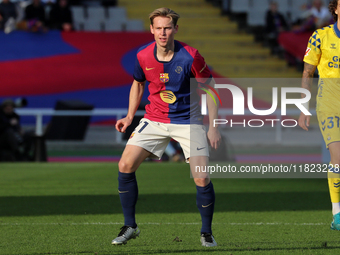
[160,90,176,104]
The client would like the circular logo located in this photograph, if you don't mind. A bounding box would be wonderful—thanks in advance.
[175,66,183,74]
[160,90,176,104]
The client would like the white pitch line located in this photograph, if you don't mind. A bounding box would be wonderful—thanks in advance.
[0,222,328,226]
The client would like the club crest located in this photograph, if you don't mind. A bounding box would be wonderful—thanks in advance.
[160,73,169,83]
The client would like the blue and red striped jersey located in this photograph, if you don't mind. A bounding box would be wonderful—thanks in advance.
[133,40,212,124]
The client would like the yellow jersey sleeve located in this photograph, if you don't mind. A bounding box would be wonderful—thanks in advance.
[303,31,321,66]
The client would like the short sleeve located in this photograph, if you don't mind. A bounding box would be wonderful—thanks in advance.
[303,31,321,66]
[191,51,212,84]
[133,56,146,82]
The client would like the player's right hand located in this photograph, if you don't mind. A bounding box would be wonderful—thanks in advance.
[115,117,132,133]
[298,112,310,131]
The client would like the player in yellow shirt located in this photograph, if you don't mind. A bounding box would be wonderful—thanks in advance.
[299,0,340,230]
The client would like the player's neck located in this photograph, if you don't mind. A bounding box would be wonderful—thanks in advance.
[156,43,175,62]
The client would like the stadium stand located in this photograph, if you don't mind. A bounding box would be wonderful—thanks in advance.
[104,19,124,31]
[118,0,302,84]
[85,6,105,31]
[125,19,144,31]
[220,0,332,73]
[107,6,127,23]
[83,19,103,31]
[230,0,248,13]
[80,0,102,6]
[86,6,105,21]
[106,6,127,30]
[70,5,85,30]
[291,0,311,22]
[276,0,290,14]
[229,0,293,30]
[247,0,270,26]
[70,4,139,31]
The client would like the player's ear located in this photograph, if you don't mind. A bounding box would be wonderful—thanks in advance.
[174,24,178,34]
[150,24,154,34]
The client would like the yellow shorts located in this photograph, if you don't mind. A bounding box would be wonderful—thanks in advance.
[127,118,209,160]
[317,111,340,148]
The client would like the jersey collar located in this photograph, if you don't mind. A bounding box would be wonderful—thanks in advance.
[333,22,340,38]
[153,41,178,63]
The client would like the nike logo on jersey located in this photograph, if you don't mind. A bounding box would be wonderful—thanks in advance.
[146,67,155,71]
[197,147,206,151]
[118,190,129,193]
[202,202,213,208]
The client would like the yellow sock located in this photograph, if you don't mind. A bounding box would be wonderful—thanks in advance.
[328,163,340,204]
[328,177,340,203]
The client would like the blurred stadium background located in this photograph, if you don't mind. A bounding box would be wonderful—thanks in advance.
[2,1,338,254]
[0,0,326,163]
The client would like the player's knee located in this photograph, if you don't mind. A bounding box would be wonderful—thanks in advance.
[194,178,210,187]
[118,159,135,173]
[330,154,340,167]
[331,161,340,169]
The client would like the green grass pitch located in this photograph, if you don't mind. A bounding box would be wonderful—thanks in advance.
[1,162,340,254]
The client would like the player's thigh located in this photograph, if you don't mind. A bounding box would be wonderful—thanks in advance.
[127,118,171,160]
[169,124,209,160]
[119,145,151,173]
[317,111,340,150]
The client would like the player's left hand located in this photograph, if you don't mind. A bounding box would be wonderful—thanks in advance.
[207,128,221,150]
[298,112,310,131]
[115,116,132,133]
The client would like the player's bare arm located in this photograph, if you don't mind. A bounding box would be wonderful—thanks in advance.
[298,62,316,131]
[206,78,221,150]
[115,80,146,133]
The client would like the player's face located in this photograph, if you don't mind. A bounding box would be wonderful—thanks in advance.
[150,16,178,49]
[336,0,340,21]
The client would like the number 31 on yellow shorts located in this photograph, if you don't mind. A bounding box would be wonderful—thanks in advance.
[317,111,340,148]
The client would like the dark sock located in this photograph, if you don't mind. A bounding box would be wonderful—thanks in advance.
[118,172,138,228]
[196,181,215,234]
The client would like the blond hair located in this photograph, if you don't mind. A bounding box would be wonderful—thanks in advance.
[149,7,180,26]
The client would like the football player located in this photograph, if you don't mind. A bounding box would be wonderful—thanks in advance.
[112,7,221,247]
[299,0,340,231]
